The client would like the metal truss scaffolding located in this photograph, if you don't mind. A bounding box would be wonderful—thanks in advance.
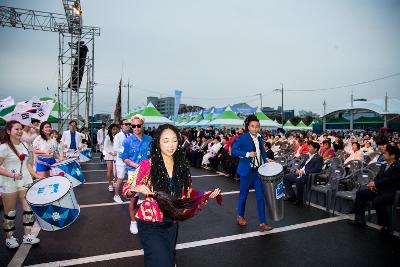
[0,2,100,131]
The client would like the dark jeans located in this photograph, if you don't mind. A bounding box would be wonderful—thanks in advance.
[353,189,395,226]
[191,150,204,167]
[283,173,309,203]
[137,219,179,267]
[209,156,220,171]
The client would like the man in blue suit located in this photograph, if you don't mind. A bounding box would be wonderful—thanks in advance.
[232,115,273,232]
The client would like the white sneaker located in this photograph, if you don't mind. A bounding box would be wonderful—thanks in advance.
[113,195,123,204]
[23,234,40,245]
[108,185,114,192]
[5,236,19,249]
[130,221,138,234]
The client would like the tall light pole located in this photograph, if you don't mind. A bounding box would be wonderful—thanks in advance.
[123,80,133,114]
[274,83,284,127]
[258,93,263,110]
[323,99,326,132]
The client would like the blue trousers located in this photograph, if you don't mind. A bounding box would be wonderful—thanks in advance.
[237,170,266,224]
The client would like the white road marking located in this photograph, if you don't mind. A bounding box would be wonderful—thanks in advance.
[24,216,347,267]
[12,165,396,267]
[80,201,130,208]
[7,222,40,267]
[75,189,251,207]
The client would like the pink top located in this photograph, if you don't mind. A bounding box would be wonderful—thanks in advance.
[122,159,192,222]
[319,148,334,160]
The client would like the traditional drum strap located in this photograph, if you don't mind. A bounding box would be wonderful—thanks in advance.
[3,210,16,238]
[23,210,35,230]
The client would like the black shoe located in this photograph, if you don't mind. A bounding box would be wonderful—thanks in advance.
[284,196,296,202]
[347,220,366,227]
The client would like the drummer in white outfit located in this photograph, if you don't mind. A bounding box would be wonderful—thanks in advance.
[0,120,40,249]
[103,124,119,192]
[113,119,131,203]
[33,122,63,179]
[97,123,107,163]
[61,120,83,158]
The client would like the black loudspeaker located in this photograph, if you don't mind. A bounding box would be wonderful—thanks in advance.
[68,42,89,91]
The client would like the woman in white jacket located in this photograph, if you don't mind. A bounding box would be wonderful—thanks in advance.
[344,142,364,165]
[103,124,119,192]
[202,136,222,168]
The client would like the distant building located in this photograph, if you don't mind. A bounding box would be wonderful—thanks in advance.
[278,107,294,121]
[147,96,175,118]
[284,110,295,121]
[262,106,276,117]
[298,110,319,118]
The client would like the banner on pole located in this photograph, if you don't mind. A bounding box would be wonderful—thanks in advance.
[174,90,182,119]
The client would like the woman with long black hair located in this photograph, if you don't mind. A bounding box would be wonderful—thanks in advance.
[123,124,220,267]
[0,120,40,249]
[32,121,63,178]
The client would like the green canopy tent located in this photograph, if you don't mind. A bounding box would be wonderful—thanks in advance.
[255,107,280,128]
[283,120,297,130]
[186,112,203,127]
[196,108,215,126]
[296,120,312,130]
[209,105,244,127]
[123,108,145,120]
[140,102,173,126]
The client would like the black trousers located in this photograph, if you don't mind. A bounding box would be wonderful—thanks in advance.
[209,156,220,171]
[137,220,179,267]
[353,189,395,226]
[283,173,309,203]
[191,151,204,167]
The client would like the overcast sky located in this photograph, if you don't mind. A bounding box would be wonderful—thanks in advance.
[1,0,399,116]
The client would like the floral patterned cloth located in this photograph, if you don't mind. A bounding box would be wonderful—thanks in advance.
[122,159,192,222]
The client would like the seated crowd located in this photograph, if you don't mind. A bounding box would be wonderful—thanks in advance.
[177,126,400,233]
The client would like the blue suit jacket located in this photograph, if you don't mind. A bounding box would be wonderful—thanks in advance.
[231,133,267,177]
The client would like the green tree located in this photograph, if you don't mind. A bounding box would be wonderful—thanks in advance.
[303,115,313,126]
[291,116,301,126]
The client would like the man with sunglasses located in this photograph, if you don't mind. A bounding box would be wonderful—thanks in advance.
[113,119,131,204]
[120,114,152,234]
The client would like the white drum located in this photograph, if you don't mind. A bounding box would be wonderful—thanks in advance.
[79,149,93,163]
[65,150,79,159]
[51,158,84,187]
[258,162,285,221]
[25,176,80,231]
[258,162,284,181]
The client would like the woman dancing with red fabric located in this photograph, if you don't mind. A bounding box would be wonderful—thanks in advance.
[123,124,220,267]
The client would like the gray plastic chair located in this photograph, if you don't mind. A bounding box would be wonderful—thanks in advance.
[307,166,345,211]
[365,162,382,177]
[332,168,375,215]
[344,160,363,173]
